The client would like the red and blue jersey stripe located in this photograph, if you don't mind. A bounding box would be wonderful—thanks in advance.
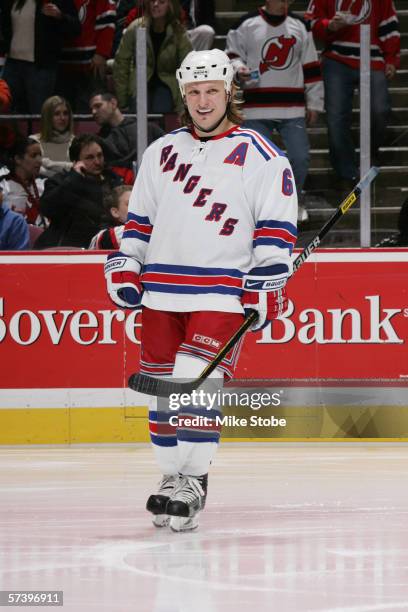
[123,212,153,243]
[229,126,285,161]
[254,219,297,254]
[141,263,244,297]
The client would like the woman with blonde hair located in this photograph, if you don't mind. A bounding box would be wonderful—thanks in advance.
[113,0,192,113]
[30,95,75,177]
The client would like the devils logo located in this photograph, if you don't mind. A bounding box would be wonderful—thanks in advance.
[259,35,297,74]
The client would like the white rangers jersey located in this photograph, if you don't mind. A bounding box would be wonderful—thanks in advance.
[226,9,324,120]
[120,125,298,313]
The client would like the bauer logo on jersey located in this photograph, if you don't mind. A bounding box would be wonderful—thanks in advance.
[259,35,297,74]
[192,334,222,350]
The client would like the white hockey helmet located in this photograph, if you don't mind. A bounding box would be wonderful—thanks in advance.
[176,49,234,97]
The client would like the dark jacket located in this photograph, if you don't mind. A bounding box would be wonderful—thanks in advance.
[98,118,164,168]
[36,168,122,248]
[1,0,81,69]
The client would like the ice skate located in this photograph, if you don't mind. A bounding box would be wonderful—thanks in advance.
[166,474,208,519]
[146,474,178,528]
[169,514,200,532]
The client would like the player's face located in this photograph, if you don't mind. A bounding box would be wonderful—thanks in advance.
[78,142,104,176]
[90,95,115,125]
[184,80,230,136]
[15,144,42,178]
[264,0,292,16]
[52,104,70,133]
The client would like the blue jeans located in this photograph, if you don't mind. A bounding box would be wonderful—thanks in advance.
[243,117,310,193]
[322,57,391,180]
[3,58,56,114]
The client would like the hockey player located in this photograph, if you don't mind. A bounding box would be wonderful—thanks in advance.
[104,49,298,531]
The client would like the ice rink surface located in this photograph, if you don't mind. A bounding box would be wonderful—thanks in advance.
[1,444,408,612]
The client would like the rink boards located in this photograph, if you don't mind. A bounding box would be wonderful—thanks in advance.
[0,249,407,444]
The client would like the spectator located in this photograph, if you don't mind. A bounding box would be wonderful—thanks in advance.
[1,0,80,113]
[115,1,214,53]
[89,183,131,248]
[180,1,215,51]
[0,184,29,250]
[305,0,400,189]
[4,137,45,225]
[89,91,164,182]
[57,0,117,112]
[113,0,192,113]
[226,0,324,223]
[35,133,122,248]
[30,95,75,178]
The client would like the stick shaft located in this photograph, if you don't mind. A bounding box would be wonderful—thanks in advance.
[292,167,379,273]
[128,167,379,397]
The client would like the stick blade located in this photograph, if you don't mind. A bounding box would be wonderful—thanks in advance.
[128,373,194,398]
[128,373,161,396]
[128,373,181,398]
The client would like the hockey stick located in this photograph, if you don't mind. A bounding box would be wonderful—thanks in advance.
[128,166,379,398]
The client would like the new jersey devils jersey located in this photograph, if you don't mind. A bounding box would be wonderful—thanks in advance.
[60,0,116,71]
[120,125,298,313]
[305,0,400,71]
[225,10,324,120]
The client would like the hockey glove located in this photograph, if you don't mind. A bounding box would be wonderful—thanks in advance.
[104,252,143,308]
[242,269,288,331]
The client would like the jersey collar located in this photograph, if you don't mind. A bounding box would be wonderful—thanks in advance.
[190,125,239,141]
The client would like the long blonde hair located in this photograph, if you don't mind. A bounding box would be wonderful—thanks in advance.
[40,96,74,141]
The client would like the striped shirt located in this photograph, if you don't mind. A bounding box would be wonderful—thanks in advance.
[120,125,298,313]
[305,0,400,71]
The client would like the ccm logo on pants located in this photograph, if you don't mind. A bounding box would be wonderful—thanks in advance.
[192,334,221,350]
